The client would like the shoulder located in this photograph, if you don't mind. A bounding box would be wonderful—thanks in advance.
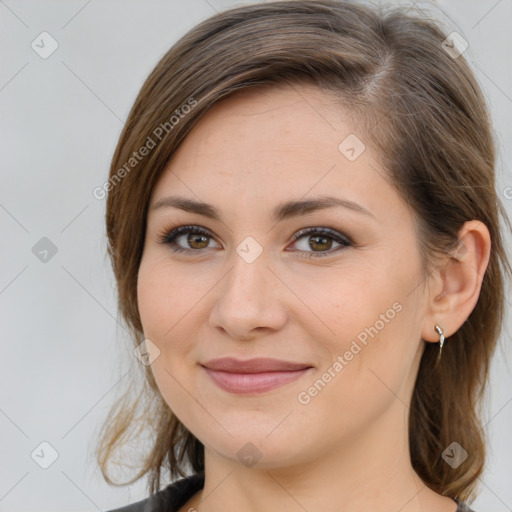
[105,473,205,512]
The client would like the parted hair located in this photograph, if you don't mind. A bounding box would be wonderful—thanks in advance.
[95,0,512,504]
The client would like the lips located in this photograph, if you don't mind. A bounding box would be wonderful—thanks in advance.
[201,357,313,394]
[201,357,312,373]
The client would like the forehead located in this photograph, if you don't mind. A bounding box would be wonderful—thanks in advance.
[171,84,347,169]
[149,84,403,224]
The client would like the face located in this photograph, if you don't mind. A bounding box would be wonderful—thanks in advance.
[137,84,429,469]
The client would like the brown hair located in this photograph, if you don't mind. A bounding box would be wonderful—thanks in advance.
[95,0,512,504]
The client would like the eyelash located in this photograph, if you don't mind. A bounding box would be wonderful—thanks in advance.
[156,225,352,259]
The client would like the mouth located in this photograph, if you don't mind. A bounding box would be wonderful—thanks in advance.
[201,357,314,394]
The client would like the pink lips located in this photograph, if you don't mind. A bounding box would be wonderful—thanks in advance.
[201,357,313,394]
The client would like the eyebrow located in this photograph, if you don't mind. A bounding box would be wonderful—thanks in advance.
[150,194,375,221]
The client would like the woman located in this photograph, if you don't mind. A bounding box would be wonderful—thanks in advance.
[96,1,511,511]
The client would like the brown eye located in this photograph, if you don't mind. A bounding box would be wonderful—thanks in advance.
[289,227,352,258]
[186,232,210,249]
[158,225,352,259]
[158,225,219,253]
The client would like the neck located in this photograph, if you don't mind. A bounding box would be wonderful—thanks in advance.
[191,399,455,512]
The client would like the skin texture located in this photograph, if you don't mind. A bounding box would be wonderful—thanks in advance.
[137,84,490,512]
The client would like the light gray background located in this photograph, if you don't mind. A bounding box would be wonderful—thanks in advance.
[1,1,511,511]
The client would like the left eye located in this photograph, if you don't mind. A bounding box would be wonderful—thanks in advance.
[290,227,351,257]
[157,225,352,258]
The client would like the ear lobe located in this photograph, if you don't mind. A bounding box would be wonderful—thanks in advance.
[421,220,491,343]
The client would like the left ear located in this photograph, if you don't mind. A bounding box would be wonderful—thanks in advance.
[421,220,491,343]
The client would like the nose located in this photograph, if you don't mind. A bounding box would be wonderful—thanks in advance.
[208,250,288,340]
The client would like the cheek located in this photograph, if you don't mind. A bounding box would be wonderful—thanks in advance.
[137,254,200,374]
[137,255,190,340]
[313,260,419,397]
[137,256,162,335]
[311,266,399,352]
[299,305,416,446]
[137,258,200,428]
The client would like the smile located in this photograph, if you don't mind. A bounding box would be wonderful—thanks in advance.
[202,367,313,394]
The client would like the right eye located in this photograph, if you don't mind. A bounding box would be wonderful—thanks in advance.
[157,225,220,254]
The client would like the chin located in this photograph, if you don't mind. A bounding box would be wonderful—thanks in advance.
[196,418,320,470]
